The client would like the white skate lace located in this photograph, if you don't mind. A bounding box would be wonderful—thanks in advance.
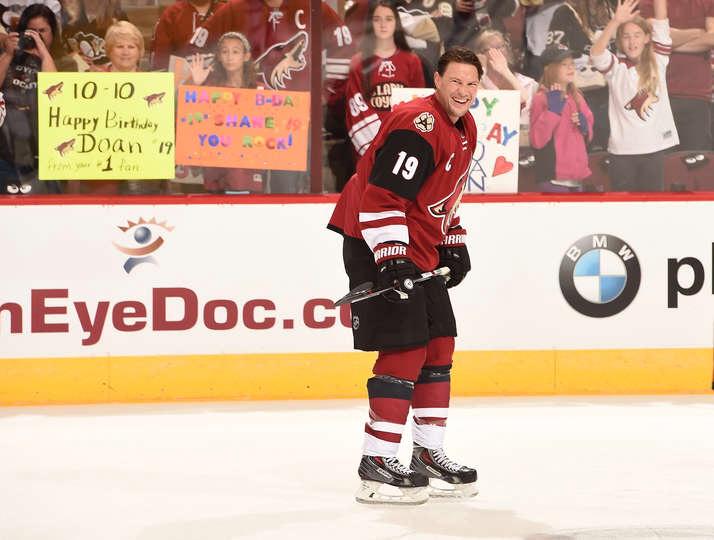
[383,456,413,476]
[431,448,464,473]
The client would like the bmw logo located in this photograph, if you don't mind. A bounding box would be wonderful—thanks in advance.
[559,234,641,318]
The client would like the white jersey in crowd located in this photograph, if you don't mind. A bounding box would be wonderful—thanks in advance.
[591,18,679,155]
[526,1,564,56]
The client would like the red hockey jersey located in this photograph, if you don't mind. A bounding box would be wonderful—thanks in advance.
[329,94,477,271]
[200,0,352,104]
[346,50,425,156]
[151,0,226,71]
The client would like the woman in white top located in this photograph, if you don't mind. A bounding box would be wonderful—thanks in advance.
[590,0,678,191]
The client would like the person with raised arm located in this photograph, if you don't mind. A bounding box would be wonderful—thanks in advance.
[590,0,678,191]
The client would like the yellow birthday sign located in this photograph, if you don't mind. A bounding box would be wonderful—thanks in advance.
[38,72,175,180]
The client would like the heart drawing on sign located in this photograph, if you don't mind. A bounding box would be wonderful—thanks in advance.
[492,156,513,177]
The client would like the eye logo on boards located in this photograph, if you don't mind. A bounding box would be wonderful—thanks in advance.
[112,217,174,274]
[559,234,641,318]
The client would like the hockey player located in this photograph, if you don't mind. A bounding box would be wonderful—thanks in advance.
[328,46,481,505]
[345,0,425,158]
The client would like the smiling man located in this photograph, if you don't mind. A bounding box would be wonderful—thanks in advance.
[328,47,482,505]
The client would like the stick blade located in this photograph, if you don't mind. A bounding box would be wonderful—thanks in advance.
[334,281,374,307]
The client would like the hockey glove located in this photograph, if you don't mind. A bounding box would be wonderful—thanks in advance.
[546,90,566,115]
[374,242,418,302]
[438,228,471,288]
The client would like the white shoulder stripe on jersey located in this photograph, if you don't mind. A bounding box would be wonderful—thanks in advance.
[362,224,409,251]
[325,65,350,75]
[350,120,381,152]
[348,114,380,136]
[359,210,406,222]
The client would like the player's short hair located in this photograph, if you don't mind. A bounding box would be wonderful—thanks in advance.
[437,47,483,80]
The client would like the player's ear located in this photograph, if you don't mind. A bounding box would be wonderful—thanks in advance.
[433,71,441,89]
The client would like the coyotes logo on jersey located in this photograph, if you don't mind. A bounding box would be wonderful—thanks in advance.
[254,31,308,90]
[625,88,659,121]
[377,60,396,78]
[427,171,468,235]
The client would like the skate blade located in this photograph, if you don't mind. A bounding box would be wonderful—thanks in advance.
[427,478,478,498]
[355,480,429,505]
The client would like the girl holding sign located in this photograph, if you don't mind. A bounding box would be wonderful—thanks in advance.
[188,31,255,89]
[188,32,263,194]
[529,45,594,192]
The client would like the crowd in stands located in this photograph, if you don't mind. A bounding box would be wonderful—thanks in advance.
[0,0,713,195]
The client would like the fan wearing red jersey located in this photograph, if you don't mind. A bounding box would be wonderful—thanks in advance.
[346,1,425,158]
[328,47,482,505]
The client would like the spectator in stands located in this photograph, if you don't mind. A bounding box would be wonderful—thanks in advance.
[473,28,538,145]
[530,45,593,191]
[546,0,614,150]
[591,0,678,191]
[638,0,714,151]
[197,0,354,193]
[0,3,60,194]
[0,0,62,35]
[345,0,424,158]
[188,31,264,193]
[345,0,458,86]
[104,21,166,194]
[103,20,143,72]
[524,0,566,80]
[61,0,127,71]
[151,0,226,71]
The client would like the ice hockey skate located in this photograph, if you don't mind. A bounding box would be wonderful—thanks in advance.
[410,445,478,498]
[356,455,429,505]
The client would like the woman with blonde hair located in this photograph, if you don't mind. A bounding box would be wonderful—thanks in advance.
[590,0,677,191]
[103,20,144,72]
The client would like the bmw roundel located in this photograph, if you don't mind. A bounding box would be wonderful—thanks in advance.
[559,234,641,318]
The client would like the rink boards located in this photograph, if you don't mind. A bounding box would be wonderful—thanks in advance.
[1,195,713,404]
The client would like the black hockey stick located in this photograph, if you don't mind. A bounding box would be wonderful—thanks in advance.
[334,267,451,306]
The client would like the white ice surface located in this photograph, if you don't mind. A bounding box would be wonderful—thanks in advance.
[2,396,714,540]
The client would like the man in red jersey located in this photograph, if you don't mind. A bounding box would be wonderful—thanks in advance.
[151,0,226,71]
[328,47,481,505]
